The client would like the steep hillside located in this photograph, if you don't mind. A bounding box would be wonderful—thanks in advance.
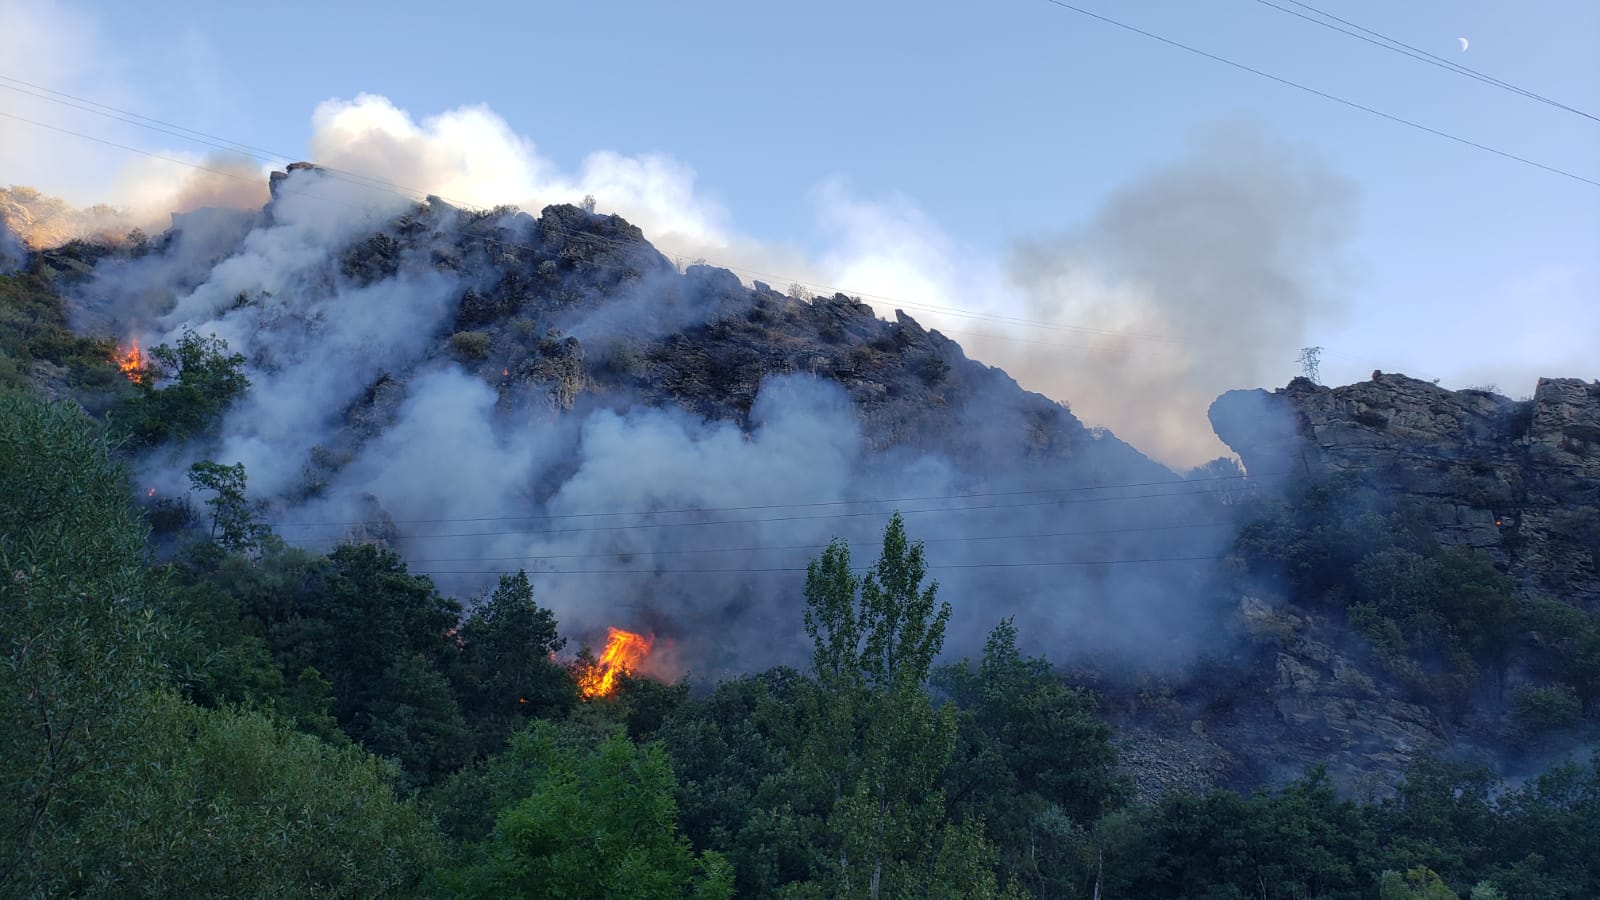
[52,166,1228,680]
[1119,373,1600,796]
[1213,372,1600,607]
[9,170,1596,801]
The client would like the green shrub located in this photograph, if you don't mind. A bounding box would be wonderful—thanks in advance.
[1512,683,1583,738]
[111,329,249,446]
[450,330,491,359]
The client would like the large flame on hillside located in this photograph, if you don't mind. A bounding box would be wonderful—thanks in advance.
[576,627,654,700]
[114,339,145,384]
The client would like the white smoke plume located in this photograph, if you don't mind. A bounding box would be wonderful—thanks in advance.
[39,90,1349,674]
[63,157,1239,676]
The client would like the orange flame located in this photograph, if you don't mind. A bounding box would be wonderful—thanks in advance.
[114,339,145,384]
[576,627,654,700]
[146,487,156,497]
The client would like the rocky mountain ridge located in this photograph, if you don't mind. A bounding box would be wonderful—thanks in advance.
[1105,373,1600,797]
[1213,372,1600,608]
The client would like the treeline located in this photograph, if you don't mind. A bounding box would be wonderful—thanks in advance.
[3,391,1597,897]
[2,267,1597,896]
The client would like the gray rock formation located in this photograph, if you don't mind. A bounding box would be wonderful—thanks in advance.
[1211,372,1600,609]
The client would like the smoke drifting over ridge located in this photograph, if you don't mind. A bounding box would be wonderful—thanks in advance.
[1001,123,1358,465]
[205,96,1353,466]
[27,89,1366,676]
[67,157,1250,678]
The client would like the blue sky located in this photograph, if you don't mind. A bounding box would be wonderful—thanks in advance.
[2,0,1595,463]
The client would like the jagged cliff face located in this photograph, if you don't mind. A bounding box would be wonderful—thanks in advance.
[1211,372,1600,608]
[1109,373,1600,797]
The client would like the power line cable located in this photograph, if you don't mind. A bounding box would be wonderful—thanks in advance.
[0,90,1466,380]
[401,518,1235,564]
[6,55,1592,384]
[266,467,1288,530]
[286,480,1292,546]
[404,553,1228,577]
[1034,0,1600,189]
[1247,0,1600,124]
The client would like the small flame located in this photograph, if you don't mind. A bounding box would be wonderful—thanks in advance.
[502,368,509,377]
[146,488,156,497]
[114,339,145,384]
[576,627,654,700]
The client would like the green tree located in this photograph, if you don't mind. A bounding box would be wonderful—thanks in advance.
[656,668,811,896]
[0,394,166,890]
[935,619,1128,894]
[454,570,577,755]
[113,327,249,445]
[447,722,732,899]
[187,459,270,553]
[1380,866,1460,900]
[790,513,1006,899]
[58,692,440,896]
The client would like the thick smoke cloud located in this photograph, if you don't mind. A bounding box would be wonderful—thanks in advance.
[44,97,1312,676]
[305,94,738,260]
[66,162,1239,678]
[1002,122,1358,466]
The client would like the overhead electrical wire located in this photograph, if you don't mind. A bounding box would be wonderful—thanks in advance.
[1034,0,1600,189]
[268,464,1312,544]
[1245,0,1600,124]
[0,53,1508,579]
[400,518,1236,565]
[286,485,1260,544]
[3,21,1595,368]
[265,467,1283,530]
[0,86,1499,382]
[402,554,1230,578]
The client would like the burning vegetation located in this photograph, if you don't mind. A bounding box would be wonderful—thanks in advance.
[575,627,654,700]
[113,338,145,384]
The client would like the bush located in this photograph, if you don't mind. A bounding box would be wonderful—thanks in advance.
[1512,684,1583,738]
[449,330,491,360]
[112,329,249,446]
[909,351,949,384]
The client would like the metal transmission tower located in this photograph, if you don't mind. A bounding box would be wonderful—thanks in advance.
[1296,346,1323,384]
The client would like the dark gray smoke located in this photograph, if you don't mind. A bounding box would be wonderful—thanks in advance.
[70,165,1246,679]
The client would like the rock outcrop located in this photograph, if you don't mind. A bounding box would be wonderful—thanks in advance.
[1211,373,1600,609]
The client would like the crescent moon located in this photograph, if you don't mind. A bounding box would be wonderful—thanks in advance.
[1459,37,1469,51]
